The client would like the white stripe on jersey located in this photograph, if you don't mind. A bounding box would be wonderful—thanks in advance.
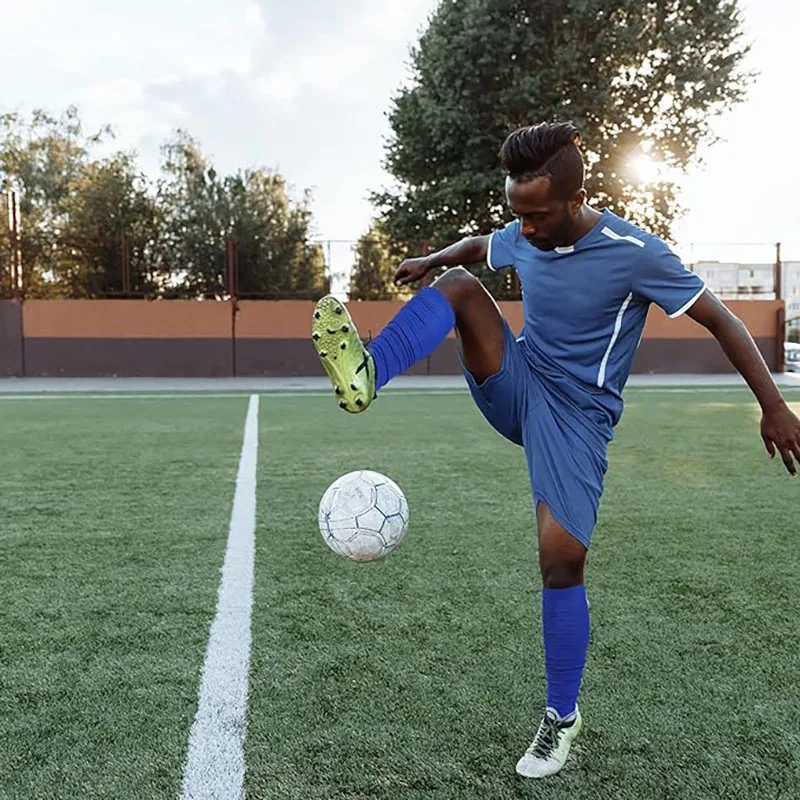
[597,293,634,388]
[600,226,646,248]
[668,284,707,318]
[486,232,497,271]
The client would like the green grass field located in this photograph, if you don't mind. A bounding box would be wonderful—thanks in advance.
[1,388,799,799]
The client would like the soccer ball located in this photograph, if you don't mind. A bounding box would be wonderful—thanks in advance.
[318,470,409,562]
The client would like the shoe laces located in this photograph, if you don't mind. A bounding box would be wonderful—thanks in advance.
[356,331,373,393]
[355,351,370,376]
[530,711,562,760]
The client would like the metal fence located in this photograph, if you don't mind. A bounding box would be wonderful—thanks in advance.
[2,206,797,306]
[0,229,342,301]
[0,227,515,301]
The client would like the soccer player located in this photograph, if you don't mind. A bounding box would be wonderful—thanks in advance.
[311,123,800,778]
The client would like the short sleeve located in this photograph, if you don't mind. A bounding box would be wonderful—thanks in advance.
[486,220,520,271]
[633,240,706,318]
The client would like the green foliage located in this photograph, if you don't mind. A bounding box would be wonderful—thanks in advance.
[57,152,163,297]
[348,219,410,301]
[375,0,752,298]
[157,132,328,299]
[0,110,326,298]
[0,107,115,297]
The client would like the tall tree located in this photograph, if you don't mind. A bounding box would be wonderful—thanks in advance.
[59,152,163,297]
[158,132,328,299]
[374,0,751,298]
[0,110,328,299]
[349,220,409,301]
[0,106,112,296]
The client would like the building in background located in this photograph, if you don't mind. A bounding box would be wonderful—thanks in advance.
[691,261,800,335]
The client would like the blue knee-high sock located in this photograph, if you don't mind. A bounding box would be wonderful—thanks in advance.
[542,585,590,719]
[369,287,455,391]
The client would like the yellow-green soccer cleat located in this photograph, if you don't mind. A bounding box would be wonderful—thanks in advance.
[312,295,376,413]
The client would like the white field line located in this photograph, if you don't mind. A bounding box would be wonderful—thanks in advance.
[180,395,259,800]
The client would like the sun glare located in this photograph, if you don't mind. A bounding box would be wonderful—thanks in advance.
[629,154,664,185]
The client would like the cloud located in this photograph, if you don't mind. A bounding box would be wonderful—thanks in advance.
[0,0,438,248]
[14,0,796,264]
[124,0,438,243]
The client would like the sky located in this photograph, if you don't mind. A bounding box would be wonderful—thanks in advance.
[2,0,798,278]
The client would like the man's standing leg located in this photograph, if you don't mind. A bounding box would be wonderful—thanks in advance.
[516,506,589,778]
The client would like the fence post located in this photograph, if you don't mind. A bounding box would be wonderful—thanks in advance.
[8,190,22,300]
[3,192,9,296]
[226,238,239,377]
[777,305,786,374]
[774,241,782,301]
[6,191,25,375]
[121,233,131,294]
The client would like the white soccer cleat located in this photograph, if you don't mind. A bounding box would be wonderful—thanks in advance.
[515,707,583,778]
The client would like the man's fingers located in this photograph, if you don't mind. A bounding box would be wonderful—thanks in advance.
[762,434,776,459]
[792,439,800,472]
[395,266,424,286]
[778,444,797,476]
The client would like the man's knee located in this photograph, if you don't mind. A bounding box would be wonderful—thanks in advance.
[537,504,587,589]
[540,554,585,589]
[432,267,482,308]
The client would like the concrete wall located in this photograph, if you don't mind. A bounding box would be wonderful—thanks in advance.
[23,300,233,377]
[635,299,782,374]
[15,298,784,378]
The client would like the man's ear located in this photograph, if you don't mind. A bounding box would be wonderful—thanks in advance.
[571,188,586,213]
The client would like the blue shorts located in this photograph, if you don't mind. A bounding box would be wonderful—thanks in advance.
[460,322,611,548]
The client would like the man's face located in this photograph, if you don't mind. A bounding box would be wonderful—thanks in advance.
[505,176,583,251]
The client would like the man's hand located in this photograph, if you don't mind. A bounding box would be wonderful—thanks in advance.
[686,292,800,477]
[395,256,431,286]
[393,236,490,286]
[761,400,800,476]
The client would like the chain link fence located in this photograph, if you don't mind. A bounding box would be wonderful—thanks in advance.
[2,221,798,309]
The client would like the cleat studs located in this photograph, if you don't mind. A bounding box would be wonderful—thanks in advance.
[340,342,346,350]
[335,386,342,395]
[355,399,363,407]
[350,384,357,391]
[312,333,320,341]
[339,401,347,409]
[327,328,336,335]
[314,311,321,319]
[342,325,349,333]
[320,351,327,358]
[334,306,343,315]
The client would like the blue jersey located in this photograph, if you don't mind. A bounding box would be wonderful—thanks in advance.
[487,208,706,427]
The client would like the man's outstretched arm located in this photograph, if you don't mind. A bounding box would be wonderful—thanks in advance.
[395,236,491,286]
[687,290,800,475]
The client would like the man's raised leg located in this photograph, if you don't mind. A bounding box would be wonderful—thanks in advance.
[311,267,507,411]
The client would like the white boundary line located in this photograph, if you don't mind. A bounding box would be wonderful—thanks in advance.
[180,394,259,800]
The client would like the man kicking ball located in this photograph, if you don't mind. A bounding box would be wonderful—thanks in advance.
[311,122,800,778]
